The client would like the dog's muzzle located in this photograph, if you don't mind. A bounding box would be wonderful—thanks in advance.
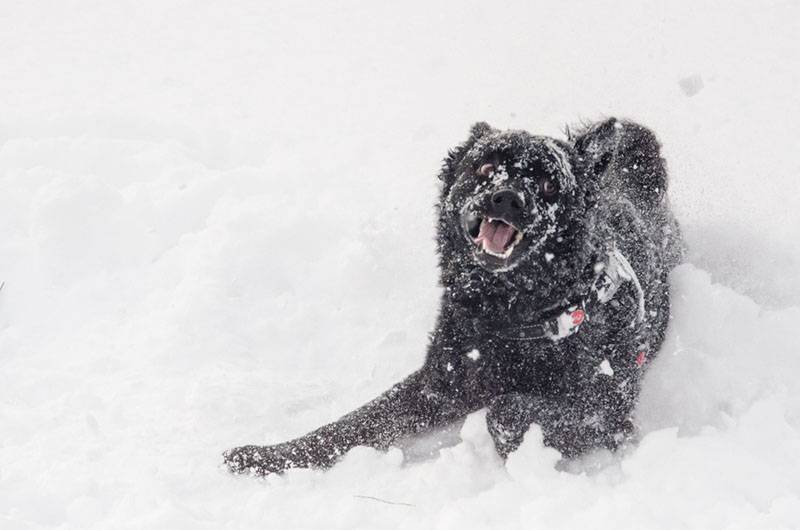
[461,189,526,260]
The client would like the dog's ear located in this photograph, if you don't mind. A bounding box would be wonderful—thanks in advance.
[572,117,619,177]
[438,122,493,193]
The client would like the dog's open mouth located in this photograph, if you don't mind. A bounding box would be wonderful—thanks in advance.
[468,217,523,259]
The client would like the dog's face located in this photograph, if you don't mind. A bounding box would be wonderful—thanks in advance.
[438,123,600,288]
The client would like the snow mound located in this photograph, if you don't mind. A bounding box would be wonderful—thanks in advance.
[2,1,799,529]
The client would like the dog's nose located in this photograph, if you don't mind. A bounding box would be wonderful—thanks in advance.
[491,189,523,215]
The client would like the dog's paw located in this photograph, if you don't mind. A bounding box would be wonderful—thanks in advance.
[223,444,294,476]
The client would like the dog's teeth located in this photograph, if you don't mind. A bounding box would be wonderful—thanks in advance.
[481,234,522,259]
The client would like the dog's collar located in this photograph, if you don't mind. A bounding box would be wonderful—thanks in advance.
[479,248,645,342]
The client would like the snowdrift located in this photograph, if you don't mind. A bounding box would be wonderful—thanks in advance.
[1,1,798,528]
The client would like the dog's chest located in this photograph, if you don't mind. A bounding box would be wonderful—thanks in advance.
[432,275,659,397]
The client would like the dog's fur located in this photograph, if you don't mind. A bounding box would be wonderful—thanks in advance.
[224,118,682,475]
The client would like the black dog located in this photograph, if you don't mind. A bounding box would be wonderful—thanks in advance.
[224,118,682,475]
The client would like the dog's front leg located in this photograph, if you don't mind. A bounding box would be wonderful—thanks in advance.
[224,369,470,476]
[486,390,636,459]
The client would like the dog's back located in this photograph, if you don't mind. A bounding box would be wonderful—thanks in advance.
[574,119,683,337]
[577,118,683,268]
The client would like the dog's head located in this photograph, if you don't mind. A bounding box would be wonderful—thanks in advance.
[437,122,609,289]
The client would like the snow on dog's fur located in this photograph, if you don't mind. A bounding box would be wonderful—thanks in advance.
[224,118,682,475]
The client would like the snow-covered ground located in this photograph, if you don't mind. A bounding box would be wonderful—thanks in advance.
[1,1,799,528]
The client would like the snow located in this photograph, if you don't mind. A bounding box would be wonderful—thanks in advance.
[598,359,614,377]
[1,1,799,529]
[679,75,705,97]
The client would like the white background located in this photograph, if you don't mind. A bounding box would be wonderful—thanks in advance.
[1,1,799,528]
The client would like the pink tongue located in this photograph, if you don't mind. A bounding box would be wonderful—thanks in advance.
[476,219,516,254]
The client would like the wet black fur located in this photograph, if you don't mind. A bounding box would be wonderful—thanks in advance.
[224,118,682,475]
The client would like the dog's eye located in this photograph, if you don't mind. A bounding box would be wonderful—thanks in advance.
[477,163,495,177]
[539,177,559,198]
